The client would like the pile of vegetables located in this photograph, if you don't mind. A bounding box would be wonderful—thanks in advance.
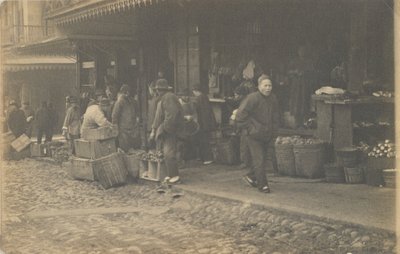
[140,151,164,162]
[367,140,396,158]
[275,136,324,145]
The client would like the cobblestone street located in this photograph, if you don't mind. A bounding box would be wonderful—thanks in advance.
[0,159,396,254]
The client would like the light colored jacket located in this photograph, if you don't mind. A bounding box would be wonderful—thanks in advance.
[81,104,111,131]
[63,104,81,136]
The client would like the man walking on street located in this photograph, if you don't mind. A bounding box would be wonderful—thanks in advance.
[35,101,50,144]
[149,79,184,184]
[235,77,279,193]
[112,84,140,152]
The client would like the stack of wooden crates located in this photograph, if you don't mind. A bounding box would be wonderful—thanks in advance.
[70,126,128,189]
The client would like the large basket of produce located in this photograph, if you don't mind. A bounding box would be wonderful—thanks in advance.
[335,147,359,167]
[364,140,396,186]
[382,169,396,188]
[274,136,298,176]
[293,138,326,178]
[324,163,345,183]
[344,166,364,184]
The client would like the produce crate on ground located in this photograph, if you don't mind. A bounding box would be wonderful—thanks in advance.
[92,153,128,189]
[74,138,116,159]
[30,143,50,157]
[324,163,345,183]
[122,150,146,179]
[10,147,30,160]
[344,166,364,184]
[81,125,118,141]
[293,141,326,178]
[275,137,296,176]
[382,169,396,188]
[70,157,96,181]
[10,134,31,152]
[212,137,240,165]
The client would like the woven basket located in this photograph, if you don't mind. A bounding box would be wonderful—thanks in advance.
[293,143,325,178]
[382,169,396,188]
[92,153,128,189]
[344,166,364,184]
[335,147,359,167]
[275,143,296,176]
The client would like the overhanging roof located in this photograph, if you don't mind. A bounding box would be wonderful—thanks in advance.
[46,0,165,26]
[2,55,77,72]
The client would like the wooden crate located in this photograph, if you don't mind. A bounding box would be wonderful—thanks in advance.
[70,157,96,181]
[30,143,50,157]
[140,160,166,182]
[74,138,116,159]
[92,153,128,189]
[10,147,31,160]
[81,125,118,141]
[11,134,31,152]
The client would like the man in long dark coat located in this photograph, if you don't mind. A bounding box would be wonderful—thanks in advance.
[6,101,26,138]
[35,101,50,144]
[112,84,140,152]
[235,77,279,193]
[192,83,217,164]
[150,79,184,184]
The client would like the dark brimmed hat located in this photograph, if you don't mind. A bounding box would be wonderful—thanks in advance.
[99,98,110,107]
[154,79,171,90]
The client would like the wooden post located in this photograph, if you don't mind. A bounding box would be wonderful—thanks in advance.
[347,2,367,92]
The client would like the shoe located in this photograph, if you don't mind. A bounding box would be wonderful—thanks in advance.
[170,188,184,198]
[167,176,181,184]
[243,175,257,188]
[260,185,271,193]
[156,185,167,194]
[203,161,213,165]
[163,177,171,183]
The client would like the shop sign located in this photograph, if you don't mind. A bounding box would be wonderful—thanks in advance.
[82,61,95,69]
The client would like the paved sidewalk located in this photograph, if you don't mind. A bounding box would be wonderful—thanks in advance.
[177,163,396,232]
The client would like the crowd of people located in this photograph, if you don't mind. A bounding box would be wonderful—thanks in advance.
[5,71,279,194]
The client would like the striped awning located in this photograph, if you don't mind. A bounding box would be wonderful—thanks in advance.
[2,56,77,72]
[47,0,165,26]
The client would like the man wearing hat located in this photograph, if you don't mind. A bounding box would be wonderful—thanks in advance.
[6,100,27,138]
[235,77,279,193]
[62,96,81,155]
[35,101,51,144]
[150,79,184,184]
[192,83,216,165]
[81,97,112,131]
[112,84,140,152]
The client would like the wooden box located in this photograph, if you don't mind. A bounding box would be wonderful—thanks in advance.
[81,125,118,141]
[140,160,166,182]
[74,138,116,159]
[92,153,128,189]
[70,157,96,181]
[30,143,50,157]
[10,147,31,160]
[11,134,31,152]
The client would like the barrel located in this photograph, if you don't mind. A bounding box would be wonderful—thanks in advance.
[344,166,364,184]
[293,143,325,178]
[382,169,396,188]
[275,143,296,176]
